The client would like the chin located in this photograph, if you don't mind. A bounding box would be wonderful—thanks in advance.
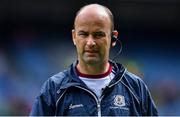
[83,58,101,65]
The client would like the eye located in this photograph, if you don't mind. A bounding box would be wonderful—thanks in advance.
[78,31,88,37]
[93,32,106,39]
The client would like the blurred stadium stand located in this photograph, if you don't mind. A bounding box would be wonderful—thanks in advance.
[0,0,180,115]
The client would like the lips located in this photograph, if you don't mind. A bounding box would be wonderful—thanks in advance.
[85,50,98,53]
[84,50,98,57]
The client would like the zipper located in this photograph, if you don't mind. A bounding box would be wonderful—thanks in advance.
[56,89,67,107]
[74,70,126,116]
[55,71,126,117]
[97,103,101,117]
[55,89,67,116]
[75,86,102,117]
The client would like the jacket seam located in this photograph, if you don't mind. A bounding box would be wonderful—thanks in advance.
[55,89,67,116]
[120,80,140,105]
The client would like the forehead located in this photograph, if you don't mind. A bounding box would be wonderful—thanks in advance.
[74,6,111,31]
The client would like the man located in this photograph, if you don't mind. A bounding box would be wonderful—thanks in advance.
[30,4,158,116]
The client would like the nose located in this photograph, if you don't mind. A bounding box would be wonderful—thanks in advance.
[86,35,96,47]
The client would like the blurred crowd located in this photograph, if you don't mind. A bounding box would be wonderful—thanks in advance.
[0,29,180,115]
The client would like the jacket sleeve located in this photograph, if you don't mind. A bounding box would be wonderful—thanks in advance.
[139,79,158,116]
[29,79,56,116]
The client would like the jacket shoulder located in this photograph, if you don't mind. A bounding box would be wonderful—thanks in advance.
[122,71,148,102]
[49,70,69,86]
[123,71,158,115]
[123,71,146,89]
[39,70,69,101]
[30,70,69,116]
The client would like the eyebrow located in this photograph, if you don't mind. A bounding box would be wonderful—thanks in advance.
[77,30,105,33]
[78,30,87,33]
[77,30,88,34]
[92,31,105,34]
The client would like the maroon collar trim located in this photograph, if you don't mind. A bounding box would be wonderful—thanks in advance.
[76,65,112,79]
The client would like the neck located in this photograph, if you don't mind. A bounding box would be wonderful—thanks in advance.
[77,60,110,75]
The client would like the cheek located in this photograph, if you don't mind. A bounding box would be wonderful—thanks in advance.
[99,40,111,54]
[102,39,111,50]
[76,40,85,52]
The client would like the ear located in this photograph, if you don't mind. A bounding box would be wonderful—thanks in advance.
[72,29,76,45]
[112,30,118,39]
[111,30,119,47]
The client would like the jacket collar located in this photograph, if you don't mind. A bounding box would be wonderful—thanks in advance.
[60,60,126,89]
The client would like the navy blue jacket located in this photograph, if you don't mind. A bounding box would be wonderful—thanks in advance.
[30,61,158,116]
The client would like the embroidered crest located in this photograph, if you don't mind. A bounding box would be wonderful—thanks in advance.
[114,95,125,107]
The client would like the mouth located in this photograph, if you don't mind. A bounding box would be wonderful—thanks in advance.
[85,50,98,53]
[84,50,98,57]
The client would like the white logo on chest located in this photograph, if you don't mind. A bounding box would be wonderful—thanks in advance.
[69,104,83,109]
[114,95,126,107]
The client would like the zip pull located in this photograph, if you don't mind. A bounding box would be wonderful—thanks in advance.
[97,102,101,117]
[74,85,102,116]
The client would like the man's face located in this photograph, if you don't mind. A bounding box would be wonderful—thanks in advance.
[72,8,112,65]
